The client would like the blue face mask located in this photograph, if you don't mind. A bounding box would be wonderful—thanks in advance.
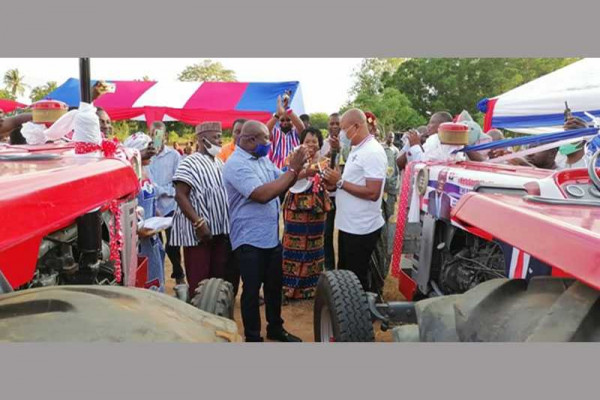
[254,141,271,157]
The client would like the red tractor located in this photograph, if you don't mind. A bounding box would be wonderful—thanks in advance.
[0,59,237,342]
[314,131,600,342]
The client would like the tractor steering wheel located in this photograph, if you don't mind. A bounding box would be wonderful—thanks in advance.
[588,149,600,189]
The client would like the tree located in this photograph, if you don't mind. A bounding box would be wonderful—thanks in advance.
[0,88,15,100]
[309,112,329,130]
[384,58,580,117]
[178,59,237,82]
[3,69,28,98]
[347,87,426,133]
[349,58,406,99]
[29,81,58,102]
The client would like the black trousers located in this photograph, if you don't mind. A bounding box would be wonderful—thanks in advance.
[323,199,336,271]
[235,244,285,341]
[161,224,185,281]
[337,228,382,292]
[224,243,241,297]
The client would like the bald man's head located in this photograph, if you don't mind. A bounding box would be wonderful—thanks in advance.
[238,120,270,154]
[487,129,504,141]
[342,108,366,125]
[340,108,369,145]
[427,111,453,135]
[240,120,267,137]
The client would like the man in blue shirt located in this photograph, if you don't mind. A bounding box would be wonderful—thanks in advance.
[147,121,185,285]
[223,120,307,342]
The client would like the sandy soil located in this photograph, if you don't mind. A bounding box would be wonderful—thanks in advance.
[165,258,404,342]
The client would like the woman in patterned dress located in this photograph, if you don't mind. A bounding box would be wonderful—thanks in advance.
[282,127,332,300]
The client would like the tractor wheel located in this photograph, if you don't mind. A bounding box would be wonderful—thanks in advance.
[399,277,600,342]
[314,270,375,342]
[190,278,235,320]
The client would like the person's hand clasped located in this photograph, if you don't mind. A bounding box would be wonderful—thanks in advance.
[407,129,421,147]
[323,166,341,186]
[564,116,587,131]
[140,146,157,161]
[289,146,308,172]
[488,148,511,159]
[329,135,340,151]
[276,95,286,117]
[138,227,157,238]
[195,224,212,243]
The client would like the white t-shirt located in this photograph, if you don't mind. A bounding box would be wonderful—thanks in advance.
[557,154,589,170]
[406,134,467,162]
[335,136,387,235]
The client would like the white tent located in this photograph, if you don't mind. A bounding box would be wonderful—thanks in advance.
[478,58,600,134]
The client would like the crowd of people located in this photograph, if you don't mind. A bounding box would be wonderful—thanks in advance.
[0,93,594,343]
[115,96,394,343]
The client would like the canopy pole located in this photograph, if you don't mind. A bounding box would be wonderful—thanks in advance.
[79,58,91,103]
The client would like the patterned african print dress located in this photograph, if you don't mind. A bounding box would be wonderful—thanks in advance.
[282,174,332,300]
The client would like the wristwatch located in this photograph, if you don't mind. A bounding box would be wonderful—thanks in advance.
[272,113,280,119]
[336,179,344,190]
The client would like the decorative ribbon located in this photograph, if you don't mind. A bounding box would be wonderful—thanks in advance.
[108,200,123,283]
[74,138,120,158]
[391,161,416,278]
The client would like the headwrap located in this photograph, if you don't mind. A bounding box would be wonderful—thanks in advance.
[123,132,152,151]
[365,111,377,126]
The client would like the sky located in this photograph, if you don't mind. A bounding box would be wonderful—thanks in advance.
[0,58,363,114]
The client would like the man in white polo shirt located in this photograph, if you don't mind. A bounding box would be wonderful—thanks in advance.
[323,108,388,292]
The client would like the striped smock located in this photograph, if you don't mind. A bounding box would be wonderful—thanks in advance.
[169,153,230,247]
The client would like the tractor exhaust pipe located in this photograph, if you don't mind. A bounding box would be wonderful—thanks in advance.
[66,58,102,284]
[79,58,92,103]
[75,210,102,282]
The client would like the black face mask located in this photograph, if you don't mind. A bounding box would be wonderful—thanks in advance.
[280,124,292,133]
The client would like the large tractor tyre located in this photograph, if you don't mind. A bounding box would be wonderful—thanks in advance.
[190,278,235,320]
[396,277,600,342]
[0,285,241,342]
[314,270,375,342]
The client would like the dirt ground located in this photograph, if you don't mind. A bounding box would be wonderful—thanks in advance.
[164,214,405,342]
[165,260,404,342]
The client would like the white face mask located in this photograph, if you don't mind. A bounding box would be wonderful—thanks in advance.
[203,138,221,157]
[340,129,351,147]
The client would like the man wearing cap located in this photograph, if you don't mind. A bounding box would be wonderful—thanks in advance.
[170,122,231,299]
[147,121,185,285]
[223,120,307,342]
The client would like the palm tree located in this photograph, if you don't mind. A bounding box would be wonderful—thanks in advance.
[3,69,28,98]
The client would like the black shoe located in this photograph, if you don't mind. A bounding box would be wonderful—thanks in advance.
[245,336,264,342]
[267,329,302,343]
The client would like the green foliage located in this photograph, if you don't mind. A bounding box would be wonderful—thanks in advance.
[29,81,58,102]
[168,131,179,145]
[349,58,406,99]
[3,68,28,97]
[178,59,237,82]
[384,58,580,117]
[0,88,15,100]
[348,87,426,132]
[112,121,131,142]
[309,112,329,130]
